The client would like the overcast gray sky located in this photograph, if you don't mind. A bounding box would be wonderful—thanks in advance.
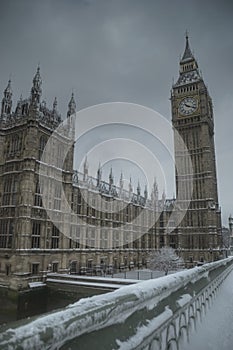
[0,0,232,225]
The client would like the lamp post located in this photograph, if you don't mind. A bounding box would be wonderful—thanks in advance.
[209,247,213,262]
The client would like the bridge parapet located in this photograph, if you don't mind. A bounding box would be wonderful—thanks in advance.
[0,257,233,350]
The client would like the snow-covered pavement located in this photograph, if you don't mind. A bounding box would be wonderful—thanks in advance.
[181,269,233,350]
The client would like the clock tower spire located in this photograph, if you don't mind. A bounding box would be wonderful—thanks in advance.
[176,33,202,86]
[181,32,194,62]
[171,34,222,265]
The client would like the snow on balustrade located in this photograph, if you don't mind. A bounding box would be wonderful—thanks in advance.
[0,258,233,350]
[180,264,233,350]
[116,307,173,350]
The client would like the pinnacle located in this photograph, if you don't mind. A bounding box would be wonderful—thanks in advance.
[181,33,194,62]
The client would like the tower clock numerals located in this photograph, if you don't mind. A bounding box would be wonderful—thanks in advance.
[178,97,198,116]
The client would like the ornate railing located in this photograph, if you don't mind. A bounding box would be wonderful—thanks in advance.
[0,257,233,350]
[118,260,233,350]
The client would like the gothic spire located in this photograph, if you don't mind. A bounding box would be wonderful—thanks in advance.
[162,190,166,205]
[174,34,201,87]
[137,180,141,196]
[67,92,76,118]
[109,167,114,186]
[120,171,124,189]
[1,79,13,116]
[4,79,12,96]
[129,176,133,193]
[53,97,58,112]
[151,178,158,208]
[181,32,194,62]
[33,66,42,90]
[144,184,148,200]
[153,177,158,195]
[83,156,88,180]
[97,162,102,186]
[31,66,42,107]
[15,94,23,116]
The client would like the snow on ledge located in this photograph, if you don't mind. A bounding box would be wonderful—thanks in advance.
[0,257,232,350]
[116,307,173,350]
[28,282,46,289]
[176,293,192,308]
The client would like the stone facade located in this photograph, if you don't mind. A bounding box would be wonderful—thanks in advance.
[0,68,178,289]
[0,37,223,289]
[171,35,222,264]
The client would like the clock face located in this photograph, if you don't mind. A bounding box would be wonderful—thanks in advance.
[178,97,198,116]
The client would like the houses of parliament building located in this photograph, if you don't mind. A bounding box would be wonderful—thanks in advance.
[0,36,222,289]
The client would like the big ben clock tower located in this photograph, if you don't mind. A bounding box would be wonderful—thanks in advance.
[171,34,222,265]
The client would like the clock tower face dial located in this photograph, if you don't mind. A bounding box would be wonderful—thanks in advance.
[178,97,198,116]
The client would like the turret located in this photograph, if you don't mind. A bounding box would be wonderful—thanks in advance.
[137,181,141,197]
[229,215,233,235]
[30,66,42,108]
[67,92,76,118]
[52,97,58,112]
[119,171,124,190]
[151,177,158,208]
[162,190,166,207]
[15,95,23,116]
[97,163,102,186]
[144,184,148,201]
[1,80,12,117]
[128,176,133,194]
[83,156,88,181]
[109,167,114,186]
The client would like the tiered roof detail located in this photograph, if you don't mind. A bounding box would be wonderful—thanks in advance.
[174,34,202,87]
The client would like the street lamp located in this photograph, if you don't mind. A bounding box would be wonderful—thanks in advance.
[209,247,213,262]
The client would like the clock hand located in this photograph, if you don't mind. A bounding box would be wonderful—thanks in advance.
[184,103,192,108]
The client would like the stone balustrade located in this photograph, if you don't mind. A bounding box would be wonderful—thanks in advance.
[0,257,233,350]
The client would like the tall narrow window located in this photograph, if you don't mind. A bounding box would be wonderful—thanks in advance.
[2,177,18,206]
[54,182,61,210]
[39,136,47,160]
[11,178,18,205]
[10,135,21,154]
[2,178,11,205]
[77,192,82,214]
[70,225,80,248]
[57,143,63,168]
[34,180,42,207]
[51,225,59,249]
[0,220,14,248]
[31,222,41,248]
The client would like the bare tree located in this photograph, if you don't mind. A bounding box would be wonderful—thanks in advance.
[149,247,184,275]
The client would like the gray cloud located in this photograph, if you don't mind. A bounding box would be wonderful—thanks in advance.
[0,0,232,225]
